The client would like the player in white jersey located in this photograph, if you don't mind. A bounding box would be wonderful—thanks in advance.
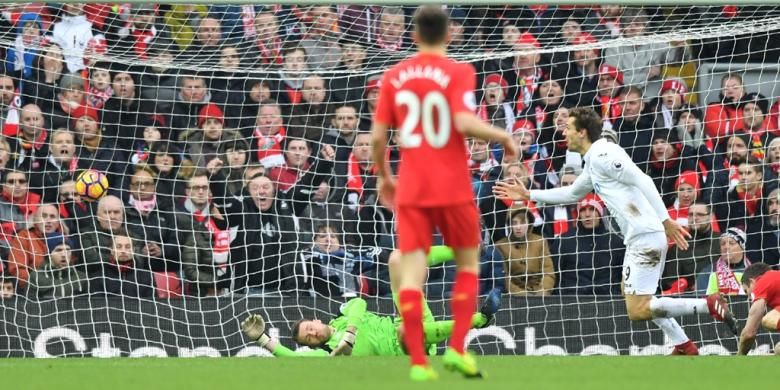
[494,107,739,355]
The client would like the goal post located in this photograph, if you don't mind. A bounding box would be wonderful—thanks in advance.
[1,2,780,357]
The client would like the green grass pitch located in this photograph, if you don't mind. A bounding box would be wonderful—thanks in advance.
[2,356,773,390]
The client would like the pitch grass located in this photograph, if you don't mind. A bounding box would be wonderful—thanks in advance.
[2,356,773,390]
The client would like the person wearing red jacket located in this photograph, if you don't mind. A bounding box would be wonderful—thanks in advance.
[704,73,746,143]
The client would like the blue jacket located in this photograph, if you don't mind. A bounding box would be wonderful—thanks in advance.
[5,13,42,79]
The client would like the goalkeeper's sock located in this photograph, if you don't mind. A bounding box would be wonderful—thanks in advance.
[427,245,454,267]
[399,288,427,366]
[651,317,690,345]
[649,297,708,318]
[394,292,434,322]
[423,314,484,344]
[449,270,478,354]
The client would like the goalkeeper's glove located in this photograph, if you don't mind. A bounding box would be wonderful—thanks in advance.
[331,328,357,356]
[241,314,271,348]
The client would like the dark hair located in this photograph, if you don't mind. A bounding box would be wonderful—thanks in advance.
[290,319,305,344]
[281,42,306,59]
[413,6,448,45]
[690,201,711,214]
[622,86,644,100]
[568,107,602,142]
[739,155,763,175]
[721,72,743,87]
[742,262,772,286]
[1,273,17,288]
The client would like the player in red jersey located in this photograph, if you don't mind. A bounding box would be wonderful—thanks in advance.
[371,6,517,381]
[738,262,780,355]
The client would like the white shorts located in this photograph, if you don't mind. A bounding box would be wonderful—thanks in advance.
[622,231,667,295]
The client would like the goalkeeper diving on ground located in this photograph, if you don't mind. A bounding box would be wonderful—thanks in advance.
[240,246,501,357]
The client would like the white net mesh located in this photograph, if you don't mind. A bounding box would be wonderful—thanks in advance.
[1,3,780,357]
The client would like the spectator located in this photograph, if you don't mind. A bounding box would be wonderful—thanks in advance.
[72,105,127,189]
[666,171,705,228]
[468,138,500,197]
[8,104,48,171]
[510,32,543,113]
[523,73,568,131]
[594,64,624,129]
[56,179,80,234]
[245,9,284,66]
[271,44,308,111]
[206,160,300,293]
[646,129,699,206]
[147,141,186,212]
[164,4,209,51]
[178,171,235,296]
[480,163,534,244]
[495,204,555,296]
[344,132,376,210]
[235,78,272,133]
[289,75,330,140]
[102,67,155,152]
[765,137,780,181]
[300,6,342,71]
[745,188,780,266]
[298,178,358,246]
[742,92,772,152]
[0,273,16,298]
[181,103,240,168]
[85,63,113,110]
[374,7,407,52]
[79,195,134,271]
[562,32,600,107]
[6,203,61,288]
[139,45,177,113]
[540,164,580,237]
[299,224,374,297]
[713,156,773,231]
[652,79,689,131]
[124,167,179,270]
[178,17,224,66]
[536,106,572,176]
[328,40,368,105]
[446,7,471,51]
[51,3,98,73]
[220,138,252,196]
[603,9,672,87]
[91,233,155,298]
[170,73,212,140]
[594,5,623,38]
[110,4,172,60]
[1,170,39,221]
[554,194,625,296]
[704,73,746,143]
[360,74,381,128]
[662,202,720,293]
[326,104,360,154]
[5,13,43,79]
[477,73,515,132]
[674,106,712,172]
[252,100,287,168]
[696,227,751,296]
[129,118,165,166]
[32,129,77,203]
[0,138,10,174]
[615,86,654,170]
[710,132,752,198]
[47,72,86,131]
[269,139,335,192]
[0,75,17,135]
[27,232,88,298]
[23,45,64,114]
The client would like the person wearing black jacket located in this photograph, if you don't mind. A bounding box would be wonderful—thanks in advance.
[90,233,155,298]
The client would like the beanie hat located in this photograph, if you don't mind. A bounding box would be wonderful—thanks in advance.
[59,72,85,91]
[674,170,701,197]
[660,79,688,98]
[598,64,624,85]
[516,32,541,49]
[197,103,225,128]
[513,119,536,134]
[721,227,746,250]
[743,92,769,115]
[364,75,382,97]
[45,232,72,253]
[577,193,604,216]
[71,105,99,129]
[483,73,509,97]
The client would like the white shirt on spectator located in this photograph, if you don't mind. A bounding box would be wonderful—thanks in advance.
[51,14,94,73]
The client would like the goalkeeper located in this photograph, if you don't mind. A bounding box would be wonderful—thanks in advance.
[241,246,501,357]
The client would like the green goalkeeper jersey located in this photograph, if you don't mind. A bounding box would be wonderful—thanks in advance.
[326,298,405,356]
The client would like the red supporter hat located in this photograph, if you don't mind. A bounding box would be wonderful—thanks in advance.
[513,119,536,135]
[674,170,701,197]
[483,73,509,96]
[598,64,624,85]
[197,103,225,128]
[577,193,604,216]
[516,32,541,49]
[71,105,99,128]
[364,76,382,97]
[572,32,599,55]
[660,79,688,97]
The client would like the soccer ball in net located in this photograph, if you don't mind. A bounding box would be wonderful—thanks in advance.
[75,169,109,201]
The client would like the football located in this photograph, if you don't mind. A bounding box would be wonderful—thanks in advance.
[75,169,109,201]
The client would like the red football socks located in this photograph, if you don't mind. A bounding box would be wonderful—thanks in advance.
[399,288,427,366]
[450,271,478,354]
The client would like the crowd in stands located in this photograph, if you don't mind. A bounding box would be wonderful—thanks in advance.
[1,3,780,300]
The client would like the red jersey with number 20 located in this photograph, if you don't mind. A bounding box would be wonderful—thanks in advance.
[751,270,780,310]
[373,52,477,207]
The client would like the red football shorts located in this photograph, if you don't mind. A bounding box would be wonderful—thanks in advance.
[396,202,481,253]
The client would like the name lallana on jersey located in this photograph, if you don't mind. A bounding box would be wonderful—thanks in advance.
[390,65,451,89]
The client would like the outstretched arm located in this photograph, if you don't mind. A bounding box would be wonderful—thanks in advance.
[241,313,331,357]
[738,299,767,355]
[493,167,592,205]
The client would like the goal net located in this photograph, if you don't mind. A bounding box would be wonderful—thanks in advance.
[1,3,780,358]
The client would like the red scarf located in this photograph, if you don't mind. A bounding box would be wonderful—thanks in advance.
[599,95,622,124]
[193,207,232,269]
[286,86,302,105]
[131,25,157,59]
[111,257,133,274]
[375,35,401,51]
[649,147,680,170]
[714,256,749,295]
[2,89,21,136]
[87,85,113,109]
[514,68,542,113]
[1,191,41,218]
[552,207,570,237]
[19,129,48,151]
[736,185,762,216]
[257,37,283,65]
[255,126,286,165]
[346,153,376,199]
